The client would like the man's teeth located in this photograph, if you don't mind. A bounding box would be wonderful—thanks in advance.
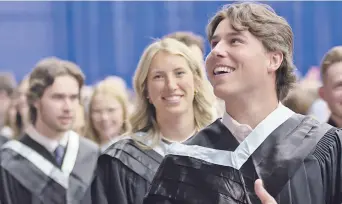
[213,66,235,75]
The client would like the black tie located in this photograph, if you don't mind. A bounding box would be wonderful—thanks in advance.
[54,145,65,167]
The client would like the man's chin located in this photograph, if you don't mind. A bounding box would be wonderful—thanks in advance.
[56,125,73,133]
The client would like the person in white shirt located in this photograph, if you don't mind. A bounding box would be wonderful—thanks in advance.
[91,38,216,204]
[0,57,99,204]
[86,78,131,152]
[319,46,342,128]
[144,2,341,204]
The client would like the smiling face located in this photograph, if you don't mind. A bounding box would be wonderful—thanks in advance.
[321,62,342,119]
[91,93,124,142]
[147,51,195,117]
[205,18,273,101]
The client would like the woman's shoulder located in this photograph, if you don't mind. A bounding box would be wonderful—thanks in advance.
[98,131,163,182]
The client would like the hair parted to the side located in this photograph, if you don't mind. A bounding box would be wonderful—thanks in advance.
[206,2,297,100]
[130,38,215,148]
[320,46,342,82]
[27,57,85,124]
[85,79,131,144]
[164,31,205,54]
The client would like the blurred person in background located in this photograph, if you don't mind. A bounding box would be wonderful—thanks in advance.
[3,76,30,139]
[144,2,341,204]
[299,67,330,122]
[282,79,321,116]
[104,75,135,114]
[282,84,312,114]
[80,85,94,114]
[91,38,216,204]
[164,31,205,63]
[73,102,86,136]
[104,75,128,91]
[319,46,342,127]
[0,73,16,145]
[86,79,131,152]
[308,98,330,123]
[0,57,99,204]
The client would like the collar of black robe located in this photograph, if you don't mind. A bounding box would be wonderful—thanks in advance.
[167,114,333,199]
[327,117,338,127]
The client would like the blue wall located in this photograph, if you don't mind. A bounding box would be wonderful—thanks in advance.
[0,1,341,87]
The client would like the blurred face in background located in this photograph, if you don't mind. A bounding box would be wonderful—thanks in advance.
[0,90,11,127]
[147,51,195,118]
[35,75,79,134]
[320,62,342,119]
[91,93,124,143]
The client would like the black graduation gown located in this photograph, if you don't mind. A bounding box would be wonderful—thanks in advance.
[0,135,8,147]
[327,117,337,127]
[144,114,342,204]
[0,133,100,204]
[91,138,164,204]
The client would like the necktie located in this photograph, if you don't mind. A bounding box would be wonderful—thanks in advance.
[54,145,65,167]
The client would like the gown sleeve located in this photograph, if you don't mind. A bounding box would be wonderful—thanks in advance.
[0,160,32,204]
[91,154,152,204]
[314,128,342,204]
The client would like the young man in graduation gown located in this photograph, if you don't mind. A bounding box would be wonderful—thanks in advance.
[144,2,342,204]
[319,46,342,128]
[0,57,100,204]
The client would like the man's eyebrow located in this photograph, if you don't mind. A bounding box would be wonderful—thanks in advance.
[211,31,244,42]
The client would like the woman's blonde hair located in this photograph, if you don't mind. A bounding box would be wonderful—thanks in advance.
[73,102,86,136]
[85,79,131,144]
[130,38,215,147]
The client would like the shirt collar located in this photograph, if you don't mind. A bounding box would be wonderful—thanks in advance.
[26,125,69,153]
[222,102,284,143]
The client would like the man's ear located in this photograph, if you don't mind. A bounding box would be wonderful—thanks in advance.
[33,99,39,109]
[318,86,326,100]
[267,51,283,73]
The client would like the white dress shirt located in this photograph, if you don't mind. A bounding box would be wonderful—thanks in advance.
[166,102,295,169]
[222,103,284,143]
[26,125,69,153]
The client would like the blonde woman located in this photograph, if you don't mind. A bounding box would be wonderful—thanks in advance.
[91,38,215,204]
[86,79,131,152]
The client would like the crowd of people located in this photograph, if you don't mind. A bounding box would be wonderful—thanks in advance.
[0,1,341,204]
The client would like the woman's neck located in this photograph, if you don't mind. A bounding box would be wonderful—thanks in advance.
[156,110,196,143]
